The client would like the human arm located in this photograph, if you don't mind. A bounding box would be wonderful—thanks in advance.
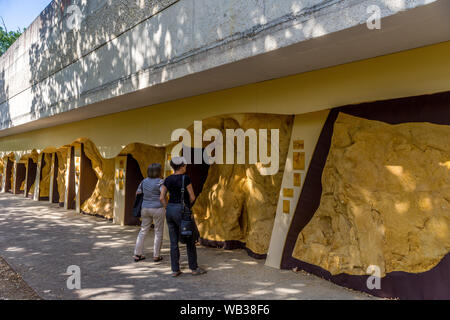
[186,184,196,205]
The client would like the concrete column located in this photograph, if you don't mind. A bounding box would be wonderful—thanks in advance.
[12,162,17,194]
[265,111,329,269]
[113,156,127,226]
[1,158,7,193]
[49,153,57,203]
[33,154,43,201]
[74,145,82,213]
[13,162,26,195]
[163,151,172,239]
[24,158,37,198]
[64,146,76,210]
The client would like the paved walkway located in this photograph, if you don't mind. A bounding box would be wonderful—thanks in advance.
[0,193,374,300]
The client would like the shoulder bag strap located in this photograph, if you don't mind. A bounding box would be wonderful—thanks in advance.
[181,175,186,209]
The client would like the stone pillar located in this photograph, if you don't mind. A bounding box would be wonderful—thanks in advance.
[113,156,127,226]
[265,111,329,269]
[74,145,82,212]
[64,146,76,210]
[33,154,43,201]
[1,158,7,193]
[163,151,172,239]
[76,144,98,214]
[23,163,28,197]
[49,153,59,203]
[113,154,144,226]
[0,163,3,192]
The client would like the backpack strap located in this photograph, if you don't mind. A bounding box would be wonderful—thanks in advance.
[138,178,145,193]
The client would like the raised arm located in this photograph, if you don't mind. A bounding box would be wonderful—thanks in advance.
[186,184,196,205]
[136,182,143,195]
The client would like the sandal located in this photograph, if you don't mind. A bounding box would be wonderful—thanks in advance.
[153,256,163,262]
[192,267,207,276]
[133,255,146,262]
[171,271,182,277]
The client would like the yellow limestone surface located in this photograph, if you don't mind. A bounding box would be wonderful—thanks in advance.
[0,158,4,188]
[1,154,15,191]
[2,112,290,257]
[293,113,450,276]
[0,158,3,186]
[20,150,39,164]
[80,140,166,219]
[39,153,52,197]
[56,149,68,203]
[79,139,115,219]
[121,143,166,179]
[20,151,39,192]
[193,114,293,255]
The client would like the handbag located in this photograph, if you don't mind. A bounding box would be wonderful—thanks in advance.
[132,182,144,218]
[180,175,194,237]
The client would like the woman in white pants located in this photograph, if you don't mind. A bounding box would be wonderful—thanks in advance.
[133,163,165,262]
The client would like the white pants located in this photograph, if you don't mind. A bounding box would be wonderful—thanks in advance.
[134,207,165,257]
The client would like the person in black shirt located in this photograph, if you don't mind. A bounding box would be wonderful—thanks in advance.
[160,157,207,277]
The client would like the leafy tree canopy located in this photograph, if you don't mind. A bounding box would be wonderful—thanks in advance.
[0,26,24,57]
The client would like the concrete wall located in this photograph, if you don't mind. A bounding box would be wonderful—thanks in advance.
[0,0,439,134]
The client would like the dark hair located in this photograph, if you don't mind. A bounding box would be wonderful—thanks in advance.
[147,163,162,178]
[170,157,187,172]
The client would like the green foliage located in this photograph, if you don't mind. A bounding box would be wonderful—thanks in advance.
[0,27,24,56]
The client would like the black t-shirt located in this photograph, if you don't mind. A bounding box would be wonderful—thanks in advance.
[163,174,192,206]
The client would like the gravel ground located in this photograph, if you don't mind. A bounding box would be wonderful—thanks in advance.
[0,256,41,300]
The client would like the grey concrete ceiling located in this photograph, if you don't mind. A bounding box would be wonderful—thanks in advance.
[0,0,449,138]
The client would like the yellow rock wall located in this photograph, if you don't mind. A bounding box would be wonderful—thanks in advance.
[15,151,38,192]
[2,113,292,258]
[22,150,39,164]
[293,113,450,276]
[20,151,39,196]
[193,114,293,255]
[56,149,68,203]
[39,153,52,197]
[121,143,166,178]
[28,180,35,195]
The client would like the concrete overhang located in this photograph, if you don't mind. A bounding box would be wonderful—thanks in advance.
[0,0,449,138]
